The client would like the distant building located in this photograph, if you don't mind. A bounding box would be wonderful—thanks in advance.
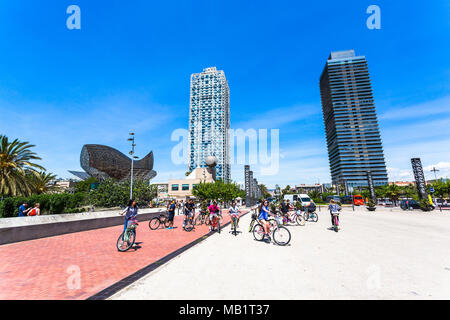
[189,67,231,182]
[155,167,216,201]
[389,181,415,187]
[294,184,330,194]
[319,50,388,188]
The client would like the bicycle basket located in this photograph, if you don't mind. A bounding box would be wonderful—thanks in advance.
[127,220,137,229]
[275,216,283,224]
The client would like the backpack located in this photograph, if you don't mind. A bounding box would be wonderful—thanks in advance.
[29,208,37,216]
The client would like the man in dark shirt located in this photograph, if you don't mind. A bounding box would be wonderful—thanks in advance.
[167,200,176,229]
[280,200,289,217]
[18,203,31,217]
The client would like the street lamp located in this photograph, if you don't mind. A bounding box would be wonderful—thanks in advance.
[128,133,136,200]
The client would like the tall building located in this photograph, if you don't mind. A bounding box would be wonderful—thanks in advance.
[188,67,231,182]
[319,50,388,187]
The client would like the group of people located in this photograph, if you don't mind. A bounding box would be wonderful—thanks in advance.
[120,198,242,239]
[255,198,342,238]
[18,202,41,217]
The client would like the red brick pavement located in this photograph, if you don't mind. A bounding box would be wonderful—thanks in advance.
[0,210,246,300]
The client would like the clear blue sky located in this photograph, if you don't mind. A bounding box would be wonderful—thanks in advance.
[0,0,449,188]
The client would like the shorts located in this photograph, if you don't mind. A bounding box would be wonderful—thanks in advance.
[168,211,175,222]
[209,213,218,220]
[230,213,239,219]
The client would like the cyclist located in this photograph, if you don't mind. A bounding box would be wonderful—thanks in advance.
[120,199,138,241]
[280,199,290,223]
[167,200,176,229]
[183,199,195,228]
[208,201,220,231]
[258,200,271,238]
[229,201,240,229]
[328,199,341,229]
[305,200,317,220]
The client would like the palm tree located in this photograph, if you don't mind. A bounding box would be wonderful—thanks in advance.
[28,171,58,194]
[385,183,402,206]
[0,135,45,196]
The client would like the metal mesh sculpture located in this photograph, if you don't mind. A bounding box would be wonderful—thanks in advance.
[80,144,157,182]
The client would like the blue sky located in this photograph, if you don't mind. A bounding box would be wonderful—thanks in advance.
[0,0,449,188]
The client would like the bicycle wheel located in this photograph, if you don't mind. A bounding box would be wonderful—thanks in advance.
[149,217,160,230]
[232,218,237,236]
[273,226,291,246]
[184,220,194,232]
[161,216,170,228]
[116,230,135,252]
[296,214,306,226]
[303,211,308,220]
[252,224,265,241]
[311,212,318,222]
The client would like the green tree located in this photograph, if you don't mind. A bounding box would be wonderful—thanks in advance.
[27,171,58,194]
[0,135,45,196]
[89,179,157,208]
[385,184,402,205]
[74,177,99,193]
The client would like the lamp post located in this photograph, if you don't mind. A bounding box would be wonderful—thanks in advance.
[128,133,136,200]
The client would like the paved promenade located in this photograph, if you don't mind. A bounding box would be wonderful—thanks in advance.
[0,210,243,300]
[112,207,450,300]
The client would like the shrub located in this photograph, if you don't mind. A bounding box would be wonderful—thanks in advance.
[0,192,88,217]
[419,199,432,212]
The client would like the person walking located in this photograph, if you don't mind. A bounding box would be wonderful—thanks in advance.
[167,200,176,229]
[28,203,41,216]
[18,203,31,217]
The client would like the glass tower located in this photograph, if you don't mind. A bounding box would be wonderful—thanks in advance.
[319,50,388,187]
[189,67,231,182]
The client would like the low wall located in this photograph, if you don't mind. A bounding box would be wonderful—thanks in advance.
[0,208,167,245]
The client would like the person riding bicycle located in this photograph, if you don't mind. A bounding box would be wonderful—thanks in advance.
[280,199,290,222]
[328,199,341,229]
[305,200,317,220]
[120,199,138,240]
[258,200,271,238]
[183,199,195,228]
[229,201,240,229]
[208,201,220,231]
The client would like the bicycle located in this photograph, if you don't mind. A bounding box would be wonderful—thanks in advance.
[230,214,239,236]
[183,212,195,232]
[148,213,170,230]
[117,219,138,252]
[248,212,259,232]
[332,213,340,232]
[210,214,221,233]
[303,209,319,222]
[195,210,210,226]
[287,210,306,226]
[253,215,291,246]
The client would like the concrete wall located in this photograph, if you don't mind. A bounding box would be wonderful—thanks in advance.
[0,208,167,245]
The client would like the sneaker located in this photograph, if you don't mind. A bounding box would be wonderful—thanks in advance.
[167,227,173,230]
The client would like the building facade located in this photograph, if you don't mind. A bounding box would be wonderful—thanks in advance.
[188,67,231,182]
[319,50,388,187]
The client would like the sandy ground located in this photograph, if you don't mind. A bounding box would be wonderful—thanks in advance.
[111,207,450,300]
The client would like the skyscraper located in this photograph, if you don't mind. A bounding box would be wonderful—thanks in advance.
[319,50,388,188]
[189,67,231,182]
